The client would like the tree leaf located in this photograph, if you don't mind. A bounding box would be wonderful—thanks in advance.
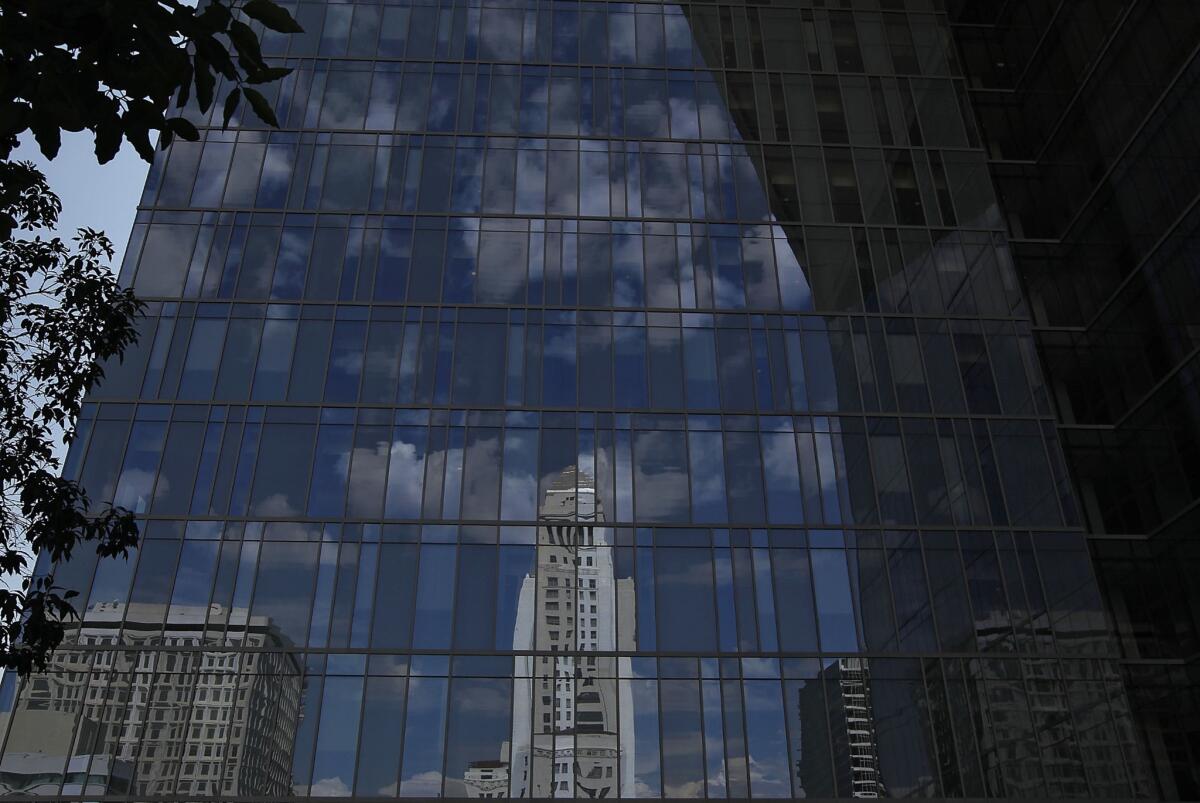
[30,119,61,160]
[164,116,200,141]
[93,117,123,164]
[195,36,237,80]
[222,86,241,129]
[197,0,233,33]
[228,19,265,70]
[194,55,215,113]
[241,0,304,33]
[245,66,292,85]
[174,63,193,109]
[242,86,279,128]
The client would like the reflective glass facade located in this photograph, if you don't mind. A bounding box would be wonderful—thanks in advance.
[950,2,1200,798]
[0,0,1162,799]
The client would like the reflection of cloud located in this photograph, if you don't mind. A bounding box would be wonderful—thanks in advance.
[321,76,366,128]
[461,434,501,513]
[696,86,732,140]
[309,776,352,797]
[662,553,719,587]
[761,432,798,480]
[453,681,511,713]
[712,273,744,308]
[114,468,156,511]
[609,16,636,63]
[258,146,294,200]
[706,755,786,795]
[814,433,843,501]
[274,228,310,297]
[690,467,725,514]
[331,348,364,375]
[253,492,299,517]
[400,770,444,796]
[349,440,390,514]
[612,234,644,306]
[633,780,659,798]
[664,779,706,797]
[542,325,576,360]
[385,438,425,516]
[579,150,610,216]
[640,153,688,218]
[624,94,668,137]
[479,8,522,59]
[503,472,537,520]
[150,476,171,503]
[668,95,700,140]
[746,755,789,795]
[428,93,455,128]
[632,431,689,520]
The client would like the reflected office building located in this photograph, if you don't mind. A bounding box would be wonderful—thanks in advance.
[0,604,300,798]
[0,0,1185,799]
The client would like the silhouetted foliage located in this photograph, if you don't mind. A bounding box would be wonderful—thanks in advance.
[0,0,299,674]
[0,161,140,674]
[0,0,301,168]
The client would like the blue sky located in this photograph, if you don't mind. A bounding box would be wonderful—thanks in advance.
[14,131,150,269]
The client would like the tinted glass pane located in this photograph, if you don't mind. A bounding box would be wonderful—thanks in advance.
[251,542,318,647]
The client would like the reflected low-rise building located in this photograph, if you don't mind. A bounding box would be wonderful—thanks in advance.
[0,0,1178,799]
[0,604,299,798]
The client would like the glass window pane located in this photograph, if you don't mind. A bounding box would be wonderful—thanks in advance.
[249,423,315,516]
[811,547,859,652]
[113,420,166,513]
[412,544,456,648]
[660,679,705,797]
[772,549,818,651]
[743,680,792,797]
[250,542,319,647]
[310,676,364,796]
[399,676,449,796]
[634,430,689,523]
[371,544,418,648]
[444,678,513,797]
[656,548,716,651]
[355,676,406,796]
[308,424,352,517]
[151,421,205,514]
[624,678,661,797]
[385,426,428,519]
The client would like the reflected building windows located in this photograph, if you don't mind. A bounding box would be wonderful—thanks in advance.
[0,0,1160,800]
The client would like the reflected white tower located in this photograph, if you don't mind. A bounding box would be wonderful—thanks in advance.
[503,468,636,799]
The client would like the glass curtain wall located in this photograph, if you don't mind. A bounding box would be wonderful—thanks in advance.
[948,2,1200,798]
[0,0,1156,799]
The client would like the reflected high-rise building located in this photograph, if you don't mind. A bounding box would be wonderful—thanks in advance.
[506,468,635,799]
[0,0,1182,799]
[795,657,884,800]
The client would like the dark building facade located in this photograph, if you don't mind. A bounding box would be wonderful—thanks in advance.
[948,2,1200,797]
[0,0,1187,799]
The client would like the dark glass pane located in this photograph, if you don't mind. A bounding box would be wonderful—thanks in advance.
[250,542,319,647]
[656,548,716,651]
[249,423,315,516]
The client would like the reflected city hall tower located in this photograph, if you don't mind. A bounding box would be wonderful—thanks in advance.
[502,468,635,799]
